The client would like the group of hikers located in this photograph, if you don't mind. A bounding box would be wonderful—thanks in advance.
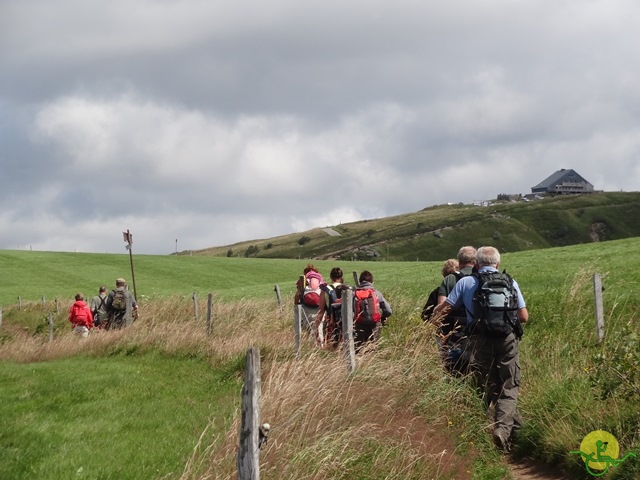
[295,245,528,453]
[68,277,138,336]
[294,266,393,351]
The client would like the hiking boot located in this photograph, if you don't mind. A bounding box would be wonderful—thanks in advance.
[492,432,511,453]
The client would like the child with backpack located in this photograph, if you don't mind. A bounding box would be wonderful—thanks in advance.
[353,270,392,351]
[68,293,94,337]
[315,267,349,348]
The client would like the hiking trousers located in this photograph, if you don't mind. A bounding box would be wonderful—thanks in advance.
[467,332,522,441]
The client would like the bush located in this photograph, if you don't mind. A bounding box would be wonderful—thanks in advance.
[298,236,311,246]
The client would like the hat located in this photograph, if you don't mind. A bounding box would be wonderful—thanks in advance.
[305,271,323,282]
[116,277,126,284]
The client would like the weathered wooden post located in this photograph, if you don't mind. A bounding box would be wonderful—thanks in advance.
[593,273,605,344]
[48,313,54,342]
[18,296,22,310]
[55,298,59,314]
[0,307,3,328]
[341,289,356,373]
[42,295,46,308]
[237,347,261,480]
[125,293,133,327]
[206,293,213,336]
[352,271,360,288]
[294,304,302,357]
[273,284,282,310]
[192,292,198,322]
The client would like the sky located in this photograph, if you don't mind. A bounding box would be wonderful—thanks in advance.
[2,0,639,255]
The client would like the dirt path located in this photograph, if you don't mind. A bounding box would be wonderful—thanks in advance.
[507,458,571,480]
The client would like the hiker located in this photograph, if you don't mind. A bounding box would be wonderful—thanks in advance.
[353,270,392,350]
[106,278,138,330]
[421,258,458,323]
[294,265,324,334]
[441,258,459,277]
[433,246,528,452]
[90,285,109,329]
[68,293,94,337]
[435,246,477,375]
[294,264,320,305]
[315,267,348,348]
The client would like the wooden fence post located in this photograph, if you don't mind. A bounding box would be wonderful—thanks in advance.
[55,298,59,314]
[273,284,282,310]
[0,307,3,328]
[237,347,261,480]
[294,304,302,357]
[18,296,22,310]
[206,293,213,336]
[593,273,605,344]
[42,295,46,308]
[341,289,356,373]
[192,292,198,322]
[352,271,360,288]
[48,313,54,342]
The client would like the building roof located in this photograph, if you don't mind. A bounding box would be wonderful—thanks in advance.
[531,169,592,190]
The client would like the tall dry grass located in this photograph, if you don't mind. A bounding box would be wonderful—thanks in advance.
[2,295,494,479]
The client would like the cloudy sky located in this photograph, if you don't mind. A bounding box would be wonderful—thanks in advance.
[2,0,639,255]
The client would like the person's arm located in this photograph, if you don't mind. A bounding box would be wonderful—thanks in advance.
[436,276,450,305]
[376,291,392,318]
[517,307,529,323]
[86,305,94,328]
[433,301,452,318]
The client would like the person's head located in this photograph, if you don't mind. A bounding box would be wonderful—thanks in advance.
[441,259,459,277]
[99,285,107,294]
[359,270,373,284]
[75,293,84,301]
[457,246,477,267]
[116,278,126,288]
[476,246,500,268]
[303,264,318,275]
[329,267,344,282]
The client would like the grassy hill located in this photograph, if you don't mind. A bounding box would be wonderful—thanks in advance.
[1,238,639,478]
[192,191,640,262]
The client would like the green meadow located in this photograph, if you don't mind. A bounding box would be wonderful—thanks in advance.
[1,238,639,479]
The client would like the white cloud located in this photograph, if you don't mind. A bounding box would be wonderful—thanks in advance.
[2,0,640,254]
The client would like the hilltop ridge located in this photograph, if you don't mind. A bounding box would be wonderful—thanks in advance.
[190,191,640,262]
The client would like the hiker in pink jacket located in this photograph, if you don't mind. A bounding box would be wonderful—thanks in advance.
[68,293,94,337]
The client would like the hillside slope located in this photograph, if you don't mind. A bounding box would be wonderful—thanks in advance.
[192,191,640,261]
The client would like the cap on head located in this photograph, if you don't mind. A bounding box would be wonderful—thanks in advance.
[116,278,126,285]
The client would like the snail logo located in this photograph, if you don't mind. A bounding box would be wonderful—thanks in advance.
[570,430,636,476]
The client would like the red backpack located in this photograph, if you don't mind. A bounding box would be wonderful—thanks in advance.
[302,287,321,308]
[354,288,381,326]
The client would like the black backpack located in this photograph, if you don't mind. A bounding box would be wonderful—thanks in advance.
[321,283,350,346]
[422,272,466,327]
[470,271,523,338]
[421,287,439,323]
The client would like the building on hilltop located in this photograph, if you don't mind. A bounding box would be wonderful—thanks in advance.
[531,169,594,195]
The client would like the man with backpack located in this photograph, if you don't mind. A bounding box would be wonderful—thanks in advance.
[433,246,528,452]
[353,270,392,351]
[106,278,138,330]
[90,285,109,329]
